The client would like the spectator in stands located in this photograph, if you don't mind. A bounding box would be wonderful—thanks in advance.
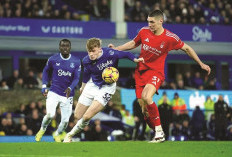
[132,99,146,140]
[207,113,216,140]
[158,96,173,139]
[171,92,186,114]
[15,103,27,116]
[205,79,217,90]
[214,95,229,140]
[104,101,122,120]
[6,70,19,89]
[92,124,108,141]
[18,124,28,135]
[181,120,191,140]
[190,106,206,140]
[158,91,171,106]
[14,78,24,89]
[0,80,9,90]
[80,125,94,141]
[192,72,203,89]
[183,71,193,88]
[99,0,110,19]
[26,109,42,135]
[23,70,38,89]
[204,96,215,120]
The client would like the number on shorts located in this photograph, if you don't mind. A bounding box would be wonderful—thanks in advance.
[152,76,160,85]
[103,93,112,103]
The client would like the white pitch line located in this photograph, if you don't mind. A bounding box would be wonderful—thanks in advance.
[0,155,73,157]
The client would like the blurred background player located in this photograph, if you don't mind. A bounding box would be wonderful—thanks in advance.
[108,10,211,143]
[35,39,81,142]
[63,38,144,142]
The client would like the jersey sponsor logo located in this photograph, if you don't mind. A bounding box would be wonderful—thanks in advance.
[142,44,162,56]
[145,38,149,42]
[58,69,72,77]
[70,63,74,68]
[192,26,212,42]
[109,50,114,55]
[56,63,60,66]
[97,60,113,70]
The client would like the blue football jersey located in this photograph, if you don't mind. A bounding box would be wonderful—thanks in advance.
[42,53,81,97]
[82,47,137,87]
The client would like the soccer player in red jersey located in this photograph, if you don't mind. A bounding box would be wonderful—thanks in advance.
[109,10,211,143]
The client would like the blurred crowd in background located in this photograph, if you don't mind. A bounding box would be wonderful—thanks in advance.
[0,68,221,91]
[1,91,232,141]
[0,0,231,25]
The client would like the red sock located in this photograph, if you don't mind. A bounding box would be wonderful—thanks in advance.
[146,102,161,128]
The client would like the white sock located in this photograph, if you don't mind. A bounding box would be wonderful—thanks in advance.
[155,125,162,132]
[69,118,89,136]
[56,121,68,135]
[41,115,52,131]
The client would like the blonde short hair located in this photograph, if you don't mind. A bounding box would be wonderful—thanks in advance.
[86,38,102,52]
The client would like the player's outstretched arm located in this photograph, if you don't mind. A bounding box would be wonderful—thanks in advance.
[181,43,211,75]
[108,40,137,51]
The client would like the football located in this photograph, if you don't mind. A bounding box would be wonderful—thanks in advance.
[102,67,119,84]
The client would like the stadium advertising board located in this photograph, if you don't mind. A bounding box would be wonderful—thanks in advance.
[0,18,115,38]
[127,22,232,42]
[121,89,232,114]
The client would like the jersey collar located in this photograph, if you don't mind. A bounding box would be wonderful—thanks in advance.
[60,53,71,60]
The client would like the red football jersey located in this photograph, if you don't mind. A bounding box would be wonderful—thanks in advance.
[133,27,184,78]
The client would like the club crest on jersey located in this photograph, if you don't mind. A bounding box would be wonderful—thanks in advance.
[145,38,149,42]
[70,63,74,68]
[109,50,114,55]
[160,42,165,48]
[56,63,60,66]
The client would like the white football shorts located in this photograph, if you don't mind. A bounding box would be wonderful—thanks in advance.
[46,91,73,122]
[78,79,116,106]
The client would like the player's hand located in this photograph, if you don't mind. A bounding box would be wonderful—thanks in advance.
[200,63,211,75]
[108,43,115,49]
[134,57,144,63]
[41,88,48,97]
[65,87,71,98]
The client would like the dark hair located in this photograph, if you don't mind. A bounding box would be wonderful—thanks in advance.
[148,10,164,19]
[59,39,71,46]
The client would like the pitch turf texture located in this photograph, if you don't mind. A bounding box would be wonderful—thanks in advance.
[0,141,231,157]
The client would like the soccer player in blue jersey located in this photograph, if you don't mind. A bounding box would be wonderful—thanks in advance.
[63,38,144,142]
[35,39,81,142]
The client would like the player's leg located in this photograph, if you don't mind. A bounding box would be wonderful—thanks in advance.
[64,100,104,142]
[35,92,59,141]
[63,96,92,142]
[53,97,73,142]
[141,84,165,143]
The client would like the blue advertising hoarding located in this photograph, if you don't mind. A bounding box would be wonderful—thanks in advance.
[127,22,232,42]
[0,18,115,38]
[121,89,232,114]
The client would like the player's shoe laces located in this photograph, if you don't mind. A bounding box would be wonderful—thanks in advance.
[63,133,72,143]
[149,130,165,143]
[53,132,62,142]
[35,129,45,142]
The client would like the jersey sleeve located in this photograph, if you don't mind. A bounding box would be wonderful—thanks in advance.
[114,49,137,61]
[69,60,81,91]
[133,29,142,47]
[170,34,184,50]
[42,57,53,85]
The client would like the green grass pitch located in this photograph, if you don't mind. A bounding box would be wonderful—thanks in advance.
[0,141,231,157]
